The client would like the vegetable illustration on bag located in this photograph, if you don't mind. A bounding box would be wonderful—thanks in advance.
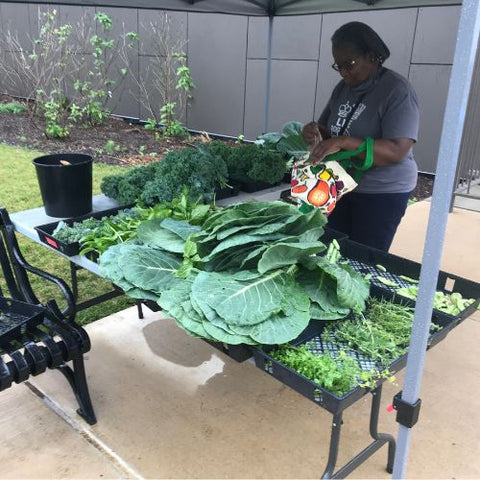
[291,137,374,215]
[291,160,357,215]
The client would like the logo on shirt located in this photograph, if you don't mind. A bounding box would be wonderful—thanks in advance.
[331,101,366,136]
[338,101,353,118]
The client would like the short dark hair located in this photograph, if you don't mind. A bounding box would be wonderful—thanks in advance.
[332,22,390,64]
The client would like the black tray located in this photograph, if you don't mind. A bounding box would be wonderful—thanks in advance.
[320,226,349,245]
[252,290,454,415]
[34,204,134,256]
[203,339,252,362]
[340,239,480,325]
[215,183,240,200]
[0,297,45,347]
[236,179,281,193]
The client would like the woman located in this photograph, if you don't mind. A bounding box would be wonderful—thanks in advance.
[303,22,419,252]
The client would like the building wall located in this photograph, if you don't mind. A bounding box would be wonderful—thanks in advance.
[0,3,465,173]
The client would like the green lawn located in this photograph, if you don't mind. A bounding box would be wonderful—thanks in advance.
[0,143,135,325]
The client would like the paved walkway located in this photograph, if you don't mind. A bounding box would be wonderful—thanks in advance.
[1,201,479,479]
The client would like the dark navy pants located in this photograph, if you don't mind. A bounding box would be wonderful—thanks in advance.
[327,191,411,252]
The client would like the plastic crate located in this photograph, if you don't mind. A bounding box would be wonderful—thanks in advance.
[0,297,45,347]
[252,290,453,414]
[340,239,480,325]
[34,204,135,257]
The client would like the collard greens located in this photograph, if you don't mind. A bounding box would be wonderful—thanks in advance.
[99,201,370,345]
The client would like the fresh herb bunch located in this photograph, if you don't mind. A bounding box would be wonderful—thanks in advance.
[323,298,419,365]
[270,344,363,396]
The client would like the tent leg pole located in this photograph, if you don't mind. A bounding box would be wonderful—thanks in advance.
[392,0,480,477]
[263,15,273,134]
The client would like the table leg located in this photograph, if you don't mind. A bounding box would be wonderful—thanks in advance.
[321,385,396,478]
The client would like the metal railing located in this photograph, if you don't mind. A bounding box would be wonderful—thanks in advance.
[451,33,480,209]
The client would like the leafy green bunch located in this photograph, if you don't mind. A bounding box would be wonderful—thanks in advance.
[0,102,27,114]
[203,141,287,186]
[99,200,369,346]
[163,201,368,345]
[52,189,214,258]
[100,145,228,206]
[255,121,310,168]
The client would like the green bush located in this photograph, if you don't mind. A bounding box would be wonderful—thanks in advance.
[0,102,27,114]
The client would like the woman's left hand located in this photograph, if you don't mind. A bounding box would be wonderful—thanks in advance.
[309,137,344,164]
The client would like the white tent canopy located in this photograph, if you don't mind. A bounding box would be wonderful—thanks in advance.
[0,0,462,15]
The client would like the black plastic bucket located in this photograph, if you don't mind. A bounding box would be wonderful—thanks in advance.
[33,153,93,218]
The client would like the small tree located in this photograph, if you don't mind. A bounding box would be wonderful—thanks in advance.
[0,8,137,138]
[123,14,195,139]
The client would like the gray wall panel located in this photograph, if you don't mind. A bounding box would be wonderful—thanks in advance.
[107,56,140,118]
[247,17,267,59]
[138,9,187,56]
[269,60,319,132]
[187,13,247,136]
[409,64,452,173]
[314,9,417,121]
[1,3,35,49]
[98,7,139,118]
[247,15,322,60]
[0,51,29,97]
[412,6,461,64]
[137,55,186,122]
[244,59,266,138]
[244,58,318,139]
[57,5,96,54]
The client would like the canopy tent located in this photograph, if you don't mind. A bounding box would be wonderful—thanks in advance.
[0,0,462,15]
[4,0,478,477]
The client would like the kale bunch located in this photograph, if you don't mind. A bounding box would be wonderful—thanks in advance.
[141,145,228,205]
[100,163,157,205]
[203,140,233,161]
[100,145,228,206]
[225,144,287,185]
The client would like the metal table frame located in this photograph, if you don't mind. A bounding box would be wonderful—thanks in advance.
[321,385,395,479]
[9,195,144,318]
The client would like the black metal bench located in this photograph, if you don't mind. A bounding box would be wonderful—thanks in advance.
[0,207,96,425]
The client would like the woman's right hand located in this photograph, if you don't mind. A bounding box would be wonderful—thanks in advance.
[302,121,322,147]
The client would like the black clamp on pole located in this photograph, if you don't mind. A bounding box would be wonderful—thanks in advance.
[392,391,422,428]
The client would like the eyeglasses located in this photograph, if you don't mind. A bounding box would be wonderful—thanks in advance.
[331,58,358,72]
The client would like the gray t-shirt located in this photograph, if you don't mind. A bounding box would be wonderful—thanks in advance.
[318,68,419,194]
